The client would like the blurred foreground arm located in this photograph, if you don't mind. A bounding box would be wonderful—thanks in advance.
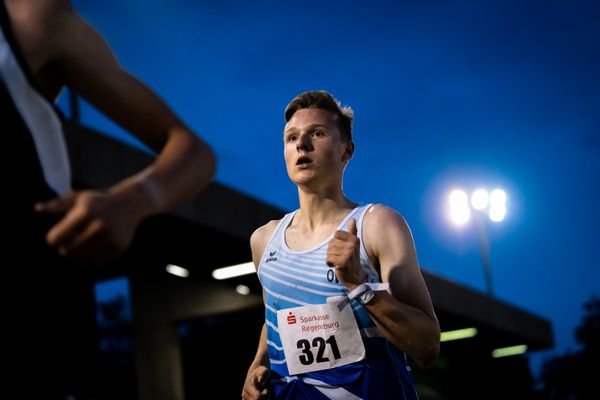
[31,1,215,263]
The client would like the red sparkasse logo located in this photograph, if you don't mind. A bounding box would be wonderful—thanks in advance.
[287,312,297,325]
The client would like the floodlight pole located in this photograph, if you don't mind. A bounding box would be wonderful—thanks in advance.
[474,211,494,297]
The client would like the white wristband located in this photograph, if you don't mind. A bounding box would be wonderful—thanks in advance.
[347,283,368,300]
[347,282,391,300]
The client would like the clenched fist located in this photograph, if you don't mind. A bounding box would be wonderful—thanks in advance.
[242,365,271,399]
[35,189,147,266]
[326,219,367,291]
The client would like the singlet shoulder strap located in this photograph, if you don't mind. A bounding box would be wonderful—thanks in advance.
[256,211,296,275]
[355,203,381,280]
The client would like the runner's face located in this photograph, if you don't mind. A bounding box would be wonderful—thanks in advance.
[283,108,351,187]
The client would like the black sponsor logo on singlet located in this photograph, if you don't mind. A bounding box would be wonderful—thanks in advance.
[266,250,277,263]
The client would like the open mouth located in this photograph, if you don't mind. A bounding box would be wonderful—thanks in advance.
[296,156,313,166]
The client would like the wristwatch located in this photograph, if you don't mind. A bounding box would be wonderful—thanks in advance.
[356,286,375,306]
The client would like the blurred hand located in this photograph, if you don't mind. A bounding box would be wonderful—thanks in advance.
[35,190,145,266]
[242,365,270,400]
[326,219,367,291]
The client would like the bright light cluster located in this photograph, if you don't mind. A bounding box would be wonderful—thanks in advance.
[449,188,507,225]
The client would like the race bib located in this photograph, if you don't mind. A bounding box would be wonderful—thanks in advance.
[276,300,365,375]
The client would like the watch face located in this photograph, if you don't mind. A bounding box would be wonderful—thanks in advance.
[359,289,375,305]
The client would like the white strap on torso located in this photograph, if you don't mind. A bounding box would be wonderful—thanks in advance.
[0,27,71,195]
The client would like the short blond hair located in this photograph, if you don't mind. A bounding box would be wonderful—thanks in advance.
[284,90,354,142]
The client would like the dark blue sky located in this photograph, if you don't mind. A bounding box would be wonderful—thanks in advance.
[66,0,599,376]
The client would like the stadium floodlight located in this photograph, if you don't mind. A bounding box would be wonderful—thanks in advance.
[471,188,489,210]
[449,189,471,225]
[489,189,507,222]
[447,187,508,297]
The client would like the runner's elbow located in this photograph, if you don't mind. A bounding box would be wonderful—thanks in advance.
[414,340,440,367]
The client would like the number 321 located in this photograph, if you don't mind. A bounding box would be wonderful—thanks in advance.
[297,335,341,365]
